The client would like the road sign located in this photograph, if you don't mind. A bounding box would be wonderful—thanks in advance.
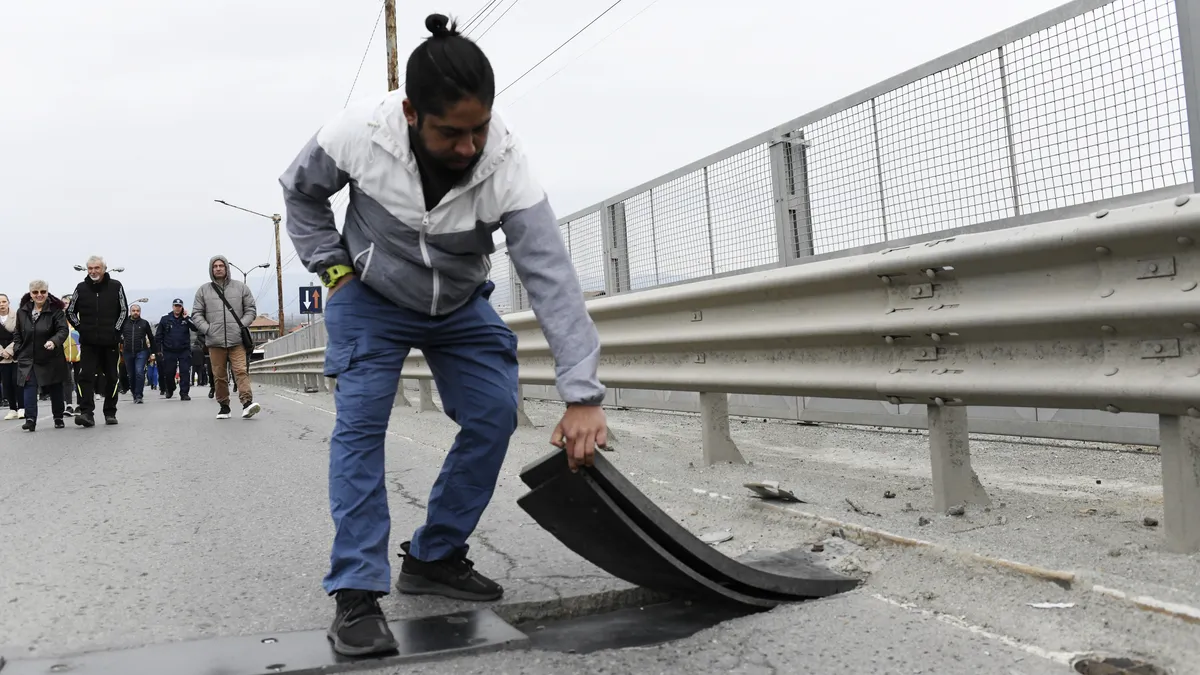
[299,286,323,315]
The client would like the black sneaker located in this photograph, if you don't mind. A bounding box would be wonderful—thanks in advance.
[75,412,95,428]
[22,419,35,432]
[216,404,231,420]
[326,590,398,657]
[104,415,118,426]
[180,393,191,401]
[208,389,215,399]
[54,418,65,429]
[395,541,503,601]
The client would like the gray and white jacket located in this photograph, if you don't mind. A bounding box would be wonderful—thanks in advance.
[277,90,604,405]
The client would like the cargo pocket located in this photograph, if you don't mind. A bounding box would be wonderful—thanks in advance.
[323,338,357,379]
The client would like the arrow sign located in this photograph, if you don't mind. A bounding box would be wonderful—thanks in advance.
[299,286,323,315]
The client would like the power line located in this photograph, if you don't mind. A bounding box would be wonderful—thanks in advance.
[504,0,660,107]
[495,0,626,99]
[344,1,387,107]
[462,0,504,34]
[473,0,522,42]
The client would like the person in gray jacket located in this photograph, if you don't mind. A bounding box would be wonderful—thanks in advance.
[191,255,261,420]
[279,13,607,658]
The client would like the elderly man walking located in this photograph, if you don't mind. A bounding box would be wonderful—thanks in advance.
[67,256,128,427]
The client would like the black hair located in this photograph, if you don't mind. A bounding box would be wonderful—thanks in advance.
[405,13,495,120]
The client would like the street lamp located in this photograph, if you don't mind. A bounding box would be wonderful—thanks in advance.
[227,261,271,283]
[74,265,125,273]
[214,199,285,338]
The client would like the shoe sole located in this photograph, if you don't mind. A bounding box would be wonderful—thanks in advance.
[325,629,399,657]
[395,573,503,601]
[216,414,231,419]
[242,403,262,419]
[75,417,94,428]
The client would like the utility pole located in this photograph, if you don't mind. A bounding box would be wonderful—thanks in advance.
[272,213,285,339]
[385,0,399,91]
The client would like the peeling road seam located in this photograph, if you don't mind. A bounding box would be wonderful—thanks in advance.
[870,593,1079,665]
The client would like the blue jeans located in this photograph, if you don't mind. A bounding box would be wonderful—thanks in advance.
[321,277,519,594]
[162,350,191,396]
[124,350,149,400]
[24,370,64,422]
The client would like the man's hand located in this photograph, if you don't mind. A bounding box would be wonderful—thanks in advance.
[551,404,608,472]
[327,273,356,299]
[43,340,55,351]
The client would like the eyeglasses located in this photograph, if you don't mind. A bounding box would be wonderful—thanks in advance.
[30,290,47,295]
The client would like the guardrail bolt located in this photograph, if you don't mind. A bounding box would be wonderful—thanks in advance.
[887,396,901,405]
[1096,246,1111,255]
[1180,236,1195,246]
[885,336,895,345]
[930,333,942,342]
[1100,288,1115,298]
[925,268,937,279]
[1189,407,1200,418]
[1105,404,1121,414]
[1094,209,1109,218]
[1182,281,1197,292]
[1176,195,1191,207]
[1105,367,1119,376]
[1101,325,1115,333]
[933,396,946,406]
[880,275,891,284]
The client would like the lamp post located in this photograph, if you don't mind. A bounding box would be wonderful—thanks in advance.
[213,199,286,338]
[74,265,125,273]
[227,261,271,284]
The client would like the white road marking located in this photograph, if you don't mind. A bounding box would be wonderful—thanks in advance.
[870,593,1079,665]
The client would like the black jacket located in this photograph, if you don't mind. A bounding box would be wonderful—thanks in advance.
[14,293,70,386]
[156,312,198,353]
[121,317,156,354]
[68,273,128,347]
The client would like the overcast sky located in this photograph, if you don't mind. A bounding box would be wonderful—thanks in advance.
[0,0,1071,312]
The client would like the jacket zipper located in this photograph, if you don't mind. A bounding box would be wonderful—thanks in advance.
[419,211,438,315]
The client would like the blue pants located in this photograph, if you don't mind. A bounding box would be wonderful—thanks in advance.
[321,277,519,594]
[123,350,150,400]
[148,364,159,388]
[24,370,64,422]
[161,350,191,395]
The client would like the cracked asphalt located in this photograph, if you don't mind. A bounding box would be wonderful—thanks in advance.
[2,382,1191,674]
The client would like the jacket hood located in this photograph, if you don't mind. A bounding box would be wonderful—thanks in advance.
[209,255,231,285]
[20,292,64,311]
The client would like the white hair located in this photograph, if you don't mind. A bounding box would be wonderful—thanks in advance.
[28,279,48,292]
[86,255,106,268]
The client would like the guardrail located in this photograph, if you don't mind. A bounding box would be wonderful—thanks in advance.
[252,194,1200,552]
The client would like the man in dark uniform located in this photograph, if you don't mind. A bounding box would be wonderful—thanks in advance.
[155,298,199,400]
[67,255,128,427]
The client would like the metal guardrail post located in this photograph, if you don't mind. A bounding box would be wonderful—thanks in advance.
[417,380,438,413]
[394,380,411,408]
[699,392,745,465]
[516,384,534,427]
[1176,0,1200,183]
[1159,415,1200,553]
[928,405,992,511]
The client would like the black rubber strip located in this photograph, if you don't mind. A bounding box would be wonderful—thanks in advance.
[0,609,527,675]
[516,467,781,607]
[520,449,859,602]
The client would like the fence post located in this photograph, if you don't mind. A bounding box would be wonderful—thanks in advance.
[928,404,991,511]
[394,379,411,408]
[769,130,814,265]
[602,202,631,294]
[699,392,745,465]
[516,384,534,427]
[1159,414,1200,553]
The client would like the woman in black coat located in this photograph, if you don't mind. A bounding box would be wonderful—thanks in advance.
[14,281,69,431]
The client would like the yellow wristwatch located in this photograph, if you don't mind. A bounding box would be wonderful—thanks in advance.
[320,264,354,289]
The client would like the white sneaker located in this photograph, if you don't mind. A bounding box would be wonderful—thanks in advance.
[16,409,24,419]
[3,410,18,421]
[242,401,262,419]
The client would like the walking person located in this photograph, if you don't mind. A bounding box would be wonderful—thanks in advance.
[67,255,128,427]
[60,294,81,416]
[121,303,156,404]
[279,14,606,657]
[155,298,198,401]
[147,353,159,392]
[0,294,22,421]
[191,256,261,419]
[13,281,69,431]
[191,334,208,388]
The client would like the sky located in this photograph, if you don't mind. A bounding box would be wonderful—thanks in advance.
[0,0,1084,319]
